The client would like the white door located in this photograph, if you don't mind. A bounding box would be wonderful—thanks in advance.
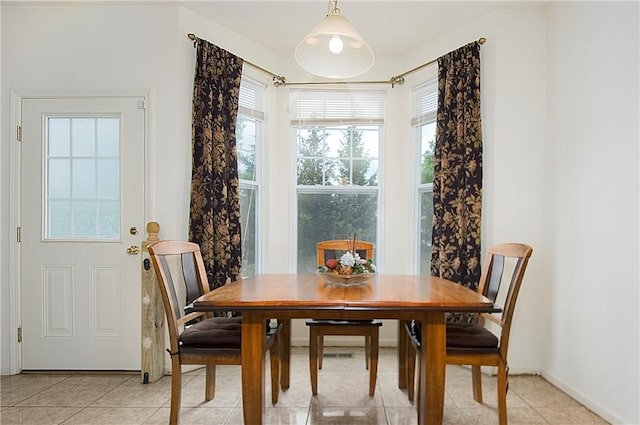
[20,97,145,370]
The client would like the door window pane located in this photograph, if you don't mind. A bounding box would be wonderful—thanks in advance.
[72,159,96,198]
[48,159,71,198]
[97,159,119,198]
[48,200,71,239]
[48,118,70,156]
[97,118,120,157]
[72,118,96,157]
[46,116,120,240]
[73,200,97,238]
[98,201,120,239]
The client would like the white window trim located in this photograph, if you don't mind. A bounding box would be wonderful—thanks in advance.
[290,89,385,273]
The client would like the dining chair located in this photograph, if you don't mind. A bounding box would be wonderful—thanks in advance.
[306,239,382,396]
[404,242,533,425]
[148,240,281,425]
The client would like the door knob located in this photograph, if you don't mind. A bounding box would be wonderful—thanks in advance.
[126,245,140,255]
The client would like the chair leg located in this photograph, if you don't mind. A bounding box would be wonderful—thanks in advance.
[471,365,483,403]
[169,358,182,425]
[318,334,324,370]
[365,335,370,370]
[309,328,319,395]
[416,355,421,419]
[398,321,408,390]
[368,330,379,396]
[205,365,216,401]
[269,337,280,404]
[497,363,509,425]
[406,338,416,402]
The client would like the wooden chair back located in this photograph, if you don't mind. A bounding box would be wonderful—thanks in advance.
[147,241,212,357]
[476,243,533,358]
[317,239,374,266]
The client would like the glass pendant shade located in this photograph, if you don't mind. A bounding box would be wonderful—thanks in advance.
[295,8,375,79]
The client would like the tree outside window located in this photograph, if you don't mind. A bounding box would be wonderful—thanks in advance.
[296,124,379,272]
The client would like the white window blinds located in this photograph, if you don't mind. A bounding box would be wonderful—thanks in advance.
[411,79,438,126]
[239,77,266,120]
[290,89,385,126]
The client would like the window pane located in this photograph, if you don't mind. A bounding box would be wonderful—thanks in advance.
[297,126,379,187]
[72,118,96,157]
[48,118,70,157]
[48,200,71,238]
[237,117,257,181]
[97,118,119,157]
[73,200,97,238]
[325,129,344,157]
[352,159,378,186]
[419,189,434,275]
[45,116,121,241]
[97,159,119,198]
[297,192,377,273]
[240,187,257,276]
[98,200,119,239]
[73,159,96,198]
[420,122,436,184]
[236,77,264,277]
[48,159,71,198]
[359,128,379,158]
[297,158,324,186]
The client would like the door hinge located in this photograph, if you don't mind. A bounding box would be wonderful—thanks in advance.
[16,227,22,243]
[17,125,22,142]
[137,99,146,110]
[17,327,22,343]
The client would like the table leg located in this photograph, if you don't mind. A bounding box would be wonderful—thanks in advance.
[419,312,446,425]
[278,319,291,390]
[242,312,265,425]
[398,320,407,389]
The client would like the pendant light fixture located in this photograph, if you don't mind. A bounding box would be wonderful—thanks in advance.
[295,0,375,79]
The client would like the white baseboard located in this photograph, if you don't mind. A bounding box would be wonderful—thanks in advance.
[542,369,627,425]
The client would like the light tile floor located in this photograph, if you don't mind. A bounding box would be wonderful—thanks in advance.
[1,347,610,425]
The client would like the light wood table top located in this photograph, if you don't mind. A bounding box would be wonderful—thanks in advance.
[193,274,496,425]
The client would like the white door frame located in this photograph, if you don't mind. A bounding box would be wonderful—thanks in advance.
[8,90,150,374]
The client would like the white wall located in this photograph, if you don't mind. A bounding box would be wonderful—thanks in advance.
[401,5,551,374]
[545,3,640,424]
[1,2,638,423]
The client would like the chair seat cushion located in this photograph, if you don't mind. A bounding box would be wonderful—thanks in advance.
[446,323,499,349]
[179,317,241,349]
[408,321,498,350]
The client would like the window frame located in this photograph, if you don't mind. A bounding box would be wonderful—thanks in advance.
[412,78,438,275]
[237,76,267,277]
[290,88,385,273]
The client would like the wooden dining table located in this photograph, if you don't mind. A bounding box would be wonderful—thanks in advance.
[192,273,497,425]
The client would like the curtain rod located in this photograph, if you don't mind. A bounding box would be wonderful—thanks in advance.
[187,33,486,88]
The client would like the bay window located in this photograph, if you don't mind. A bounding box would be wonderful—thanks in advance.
[291,90,384,272]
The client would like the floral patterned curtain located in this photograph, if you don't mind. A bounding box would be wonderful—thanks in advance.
[189,38,243,290]
[430,41,483,292]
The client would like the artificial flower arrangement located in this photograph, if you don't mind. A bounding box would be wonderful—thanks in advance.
[317,236,376,285]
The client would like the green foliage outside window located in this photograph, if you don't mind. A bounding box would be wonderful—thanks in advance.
[297,125,378,272]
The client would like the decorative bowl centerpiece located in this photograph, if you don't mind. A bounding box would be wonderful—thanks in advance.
[318,236,376,287]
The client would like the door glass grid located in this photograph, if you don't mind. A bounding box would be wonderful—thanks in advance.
[45,117,120,240]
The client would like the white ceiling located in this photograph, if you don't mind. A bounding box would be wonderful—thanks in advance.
[180,1,521,55]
